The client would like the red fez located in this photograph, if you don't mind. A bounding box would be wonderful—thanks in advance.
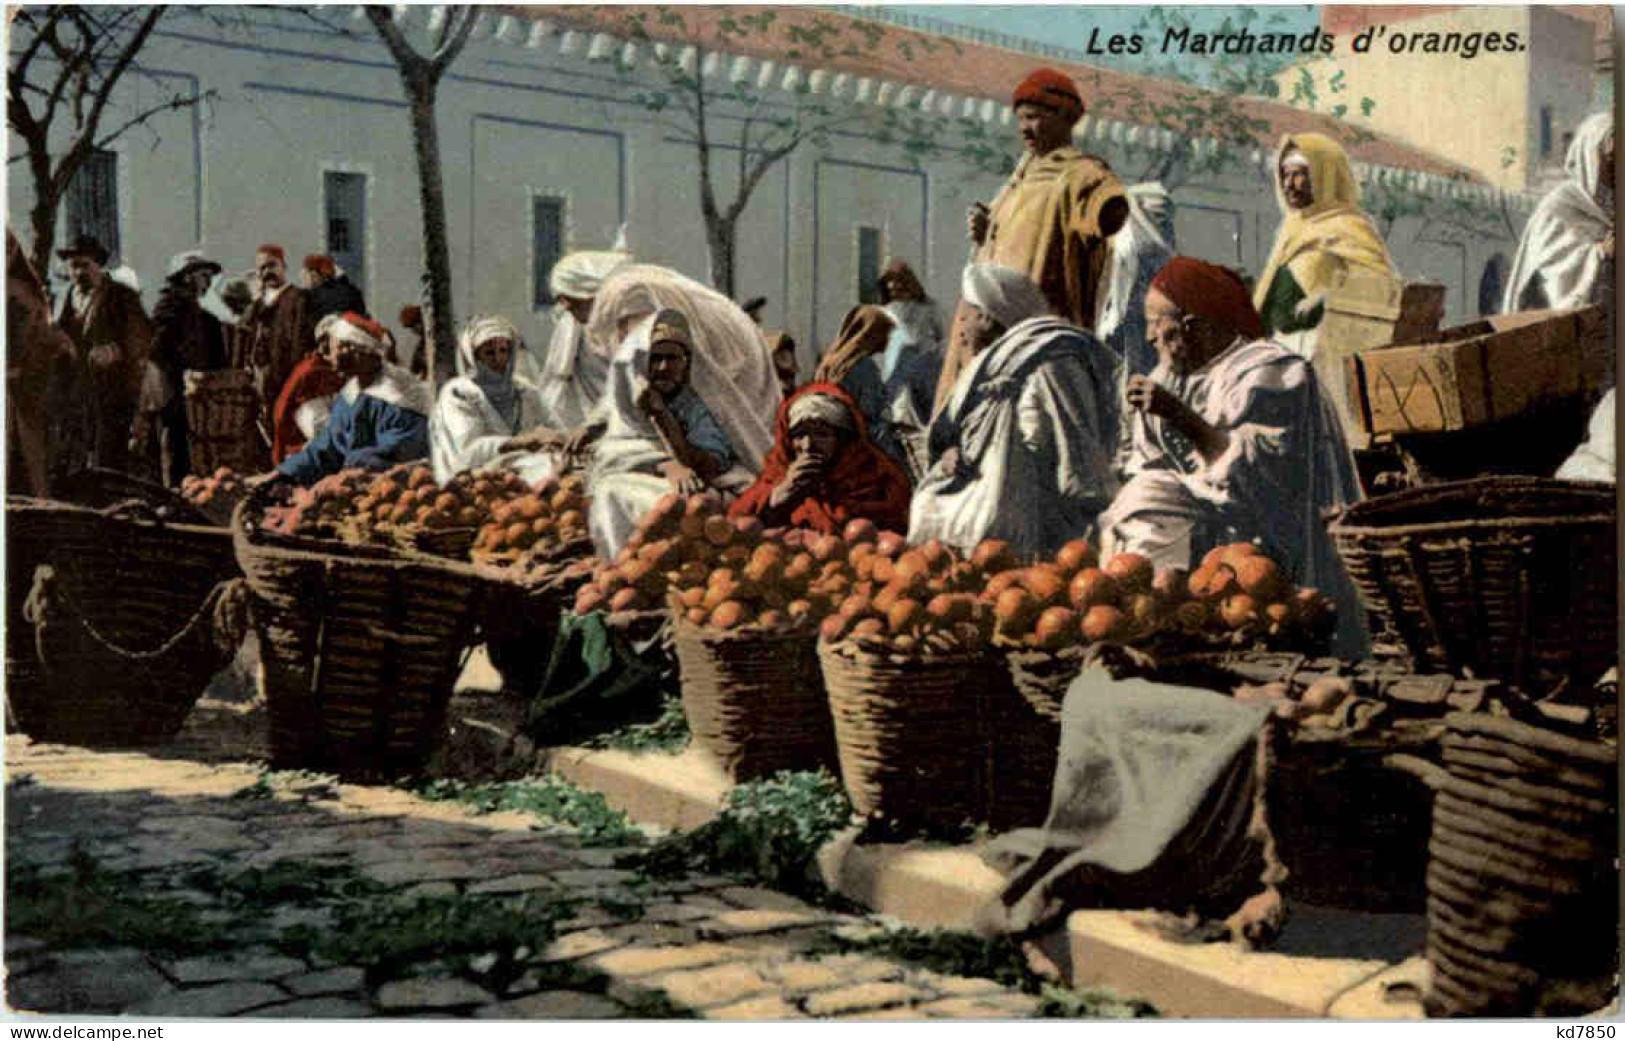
[341,312,386,340]
[1013,68,1084,121]
[399,304,423,328]
[256,244,286,263]
[1149,256,1265,340]
[303,253,336,277]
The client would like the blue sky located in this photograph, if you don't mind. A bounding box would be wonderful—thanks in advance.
[882,5,1324,85]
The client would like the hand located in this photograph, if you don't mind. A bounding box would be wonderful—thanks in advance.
[768,454,825,508]
[1126,375,1181,420]
[934,446,961,476]
[664,462,704,497]
[88,344,120,371]
[504,427,563,454]
[562,423,602,464]
[967,202,990,246]
[635,383,667,417]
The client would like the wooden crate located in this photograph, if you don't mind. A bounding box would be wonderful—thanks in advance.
[1315,271,1445,446]
[1345,306,1606,437]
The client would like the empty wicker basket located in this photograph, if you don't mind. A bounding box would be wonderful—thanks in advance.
[1328,477,1615,690]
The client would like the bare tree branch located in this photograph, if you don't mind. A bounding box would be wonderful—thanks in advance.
[365,6,426,78]
[92,89,217,153]
[78,7,164,153]
[431,7,481,74]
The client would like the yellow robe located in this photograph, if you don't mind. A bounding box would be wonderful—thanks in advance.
[1254,132,1398,339]
[935,146,1125,414]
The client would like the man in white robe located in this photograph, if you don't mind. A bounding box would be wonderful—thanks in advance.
[907,264,1119,558]
[429,314,555,485]
[1504,112,1614,314]
[538,245,633,430]
[1100,256,1369,657]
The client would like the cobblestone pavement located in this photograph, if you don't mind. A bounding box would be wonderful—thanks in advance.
[4,691,1046,1021]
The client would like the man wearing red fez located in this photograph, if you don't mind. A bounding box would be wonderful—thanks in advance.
[232,243,315,441]
[1100,255,1370,658]
[933,66,1129,416]
[302,252,369,326]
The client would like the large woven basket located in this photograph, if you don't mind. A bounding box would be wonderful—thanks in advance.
[674,619,835,781]
[994,647,1083,830]
[184,369,266,475]
[5,497,246,746]
[1328,477,1616,690]
[1268,720,1437,913]
[818,639,1010,832]
[233,490,485,780]
[477,555,596,696]
[1418,713,1617,1017]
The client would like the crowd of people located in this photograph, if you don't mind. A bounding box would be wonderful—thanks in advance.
[8,67,1615,665]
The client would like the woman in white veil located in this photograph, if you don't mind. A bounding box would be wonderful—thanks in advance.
[580,264,781,556]
[1503,111,1614,314]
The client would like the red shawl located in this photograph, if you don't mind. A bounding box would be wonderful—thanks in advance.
[271,353,346,463]
[728,382,912,536]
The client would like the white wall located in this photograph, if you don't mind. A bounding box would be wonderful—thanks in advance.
[7,7,1531,355]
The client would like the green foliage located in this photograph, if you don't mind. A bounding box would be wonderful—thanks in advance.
[186,859,384,910]
[277,889,576,987]
[1037,984,1160,1019]
[586,695,690,755]
[412,776,647,848]
[818,922,1159,1017]
[632,770,852,899]
[8,849,230,955]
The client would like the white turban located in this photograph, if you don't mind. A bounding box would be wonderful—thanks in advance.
[961,263,1050,329]
[549,250,632,301]
[787,392,855,433]
[328,314,384,354]
[457,314,523,378]
[1281,150,1312,171]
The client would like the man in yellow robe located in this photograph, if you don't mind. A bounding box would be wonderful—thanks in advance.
[933,68,1129,416]
[1253,133,1398,354]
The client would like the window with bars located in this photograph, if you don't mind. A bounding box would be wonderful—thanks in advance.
[857,225,883,305]
[65,149,121,260]
[532,195,567,309]
[323,171,367,292]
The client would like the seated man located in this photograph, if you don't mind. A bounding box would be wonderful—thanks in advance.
[1099,256,1368,657]
[429,314,555,485]
[728,383,912,535]
[587,308,753,557]
[270,313,347,464]
[270,313,432,486]
[908,264,1119,558]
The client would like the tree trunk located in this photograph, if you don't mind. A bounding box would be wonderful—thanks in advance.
[27,186,60,294]
[407,79,458,391]
[705,216,737,300]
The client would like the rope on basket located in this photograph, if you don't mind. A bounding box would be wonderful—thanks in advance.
[23,565,249,668]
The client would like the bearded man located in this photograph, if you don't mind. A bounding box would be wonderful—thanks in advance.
[233,244,314,436]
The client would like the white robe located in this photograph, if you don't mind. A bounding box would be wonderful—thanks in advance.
[429,375,552,485]
[907,316,1119,558]
[1556,388,1616,483]
[1503,112,1614,314]
[1100,338,1369,658]
[533,311,611,431]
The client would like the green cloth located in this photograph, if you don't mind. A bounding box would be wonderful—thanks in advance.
[523,611,674,747]
[1257,267,1323,338]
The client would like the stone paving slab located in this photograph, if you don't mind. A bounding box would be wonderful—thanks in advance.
[4,734,1050,1020]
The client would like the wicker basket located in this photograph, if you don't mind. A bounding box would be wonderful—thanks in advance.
[1419,713,1617,1017]
[232,490,485,780]
[184,369,266,475]
[674,618,834,781]
[5,497,246,746]
[1328,477,1616,690]
[478,555,596,695]
[818,639,1010,832]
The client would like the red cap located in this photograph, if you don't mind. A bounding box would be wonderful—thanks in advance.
[303,254,336,277]
[255,244,286,263]
[399,304,423,328]
[1012,68,1084,121]
[1149,256,1264,340]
